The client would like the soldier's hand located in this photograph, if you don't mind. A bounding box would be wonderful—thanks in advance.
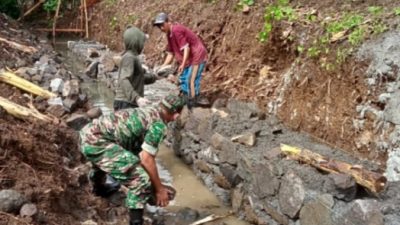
[156,186,170,207]
[136,97,150,107]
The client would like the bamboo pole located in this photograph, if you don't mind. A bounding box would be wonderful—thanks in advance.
[52,0,62,45]
[83,0,89,38]
[0,37,37,54]
[36,28,85,33]
[0,96,52,122]
[280,144,387,193]
[0,72,57,99]
[17,0,45,21]
[80,0,84,33]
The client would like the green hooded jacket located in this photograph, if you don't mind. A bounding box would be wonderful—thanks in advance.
[114,27,156,105]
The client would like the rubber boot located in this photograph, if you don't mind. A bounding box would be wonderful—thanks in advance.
[89,167,120,197]
[129,209,144,225]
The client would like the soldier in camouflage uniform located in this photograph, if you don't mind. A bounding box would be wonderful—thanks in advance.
[80,94,185,225]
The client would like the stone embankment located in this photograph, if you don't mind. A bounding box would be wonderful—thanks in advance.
[173,99,400,225]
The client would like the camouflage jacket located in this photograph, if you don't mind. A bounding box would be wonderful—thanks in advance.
[80,106,167,157]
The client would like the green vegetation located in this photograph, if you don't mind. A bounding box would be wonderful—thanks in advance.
[325,14,364,34]
[236,0,254,11]
[259,0,295,42]
[43,0,59,12]
[395,7,400,16]
[126,14,138,25]
[259,1,397,71]
[109,16,118,30]
[0,0,21,18]
[105,0,117,7]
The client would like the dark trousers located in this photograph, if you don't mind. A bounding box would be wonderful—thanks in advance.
[113,100,138,111]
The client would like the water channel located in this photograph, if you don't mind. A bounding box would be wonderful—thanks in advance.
[55,39,248,225]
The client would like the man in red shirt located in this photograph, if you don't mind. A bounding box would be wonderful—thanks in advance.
[153,12,208,108]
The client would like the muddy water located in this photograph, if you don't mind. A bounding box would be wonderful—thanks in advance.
[55,39,247,224]
[158,145,248,225]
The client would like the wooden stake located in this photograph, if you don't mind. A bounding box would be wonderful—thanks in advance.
[83,0,89,38]
[0,72,57,99]
[52,0,62,45]
[280,144,387,193]
[17,0,45,21]
[0,37,37,54]
[0,96,53,122]
[80,0,84,33]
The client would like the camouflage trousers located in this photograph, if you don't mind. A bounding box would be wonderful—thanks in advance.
[81,141,152,209]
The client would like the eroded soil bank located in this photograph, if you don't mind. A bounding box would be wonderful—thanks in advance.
[87,0,400,181]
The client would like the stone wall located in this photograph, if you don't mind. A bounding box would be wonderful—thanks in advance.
[172,99,400,225]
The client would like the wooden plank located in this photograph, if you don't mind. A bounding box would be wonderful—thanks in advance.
[280,144,387,193]
[36,28,85,33]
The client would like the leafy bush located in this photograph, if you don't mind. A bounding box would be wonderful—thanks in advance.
[43,0,59,12]
[259,0,295,42]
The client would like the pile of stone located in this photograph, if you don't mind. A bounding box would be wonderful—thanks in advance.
[172,99,400,225]
[67,40,176,91]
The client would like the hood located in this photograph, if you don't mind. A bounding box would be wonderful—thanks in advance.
[123,26,146,55]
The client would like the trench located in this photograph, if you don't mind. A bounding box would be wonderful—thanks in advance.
[54,38,247,225]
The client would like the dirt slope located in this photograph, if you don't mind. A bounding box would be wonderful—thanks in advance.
[87,0,397,164]
[0,14,119,225]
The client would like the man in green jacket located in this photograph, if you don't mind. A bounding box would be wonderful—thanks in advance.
[114,26,157,110]
[80,94,185,225]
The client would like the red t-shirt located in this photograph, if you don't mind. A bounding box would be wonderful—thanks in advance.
[166,24,207,67]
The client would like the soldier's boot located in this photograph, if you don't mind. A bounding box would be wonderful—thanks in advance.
[89,167,120,197]
[129,209,144,225]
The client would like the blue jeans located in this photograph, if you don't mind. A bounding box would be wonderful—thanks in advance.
[179,63,206,97]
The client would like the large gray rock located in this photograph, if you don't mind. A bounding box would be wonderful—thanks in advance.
[100,53,116,72]
[384,91,400,125]
[252,163,280,198]
[231,132,256,146]
[226,99,262,120]
[279,171,305,218]
[46,105,67,118]
[210,133,238,165]
[85,61,99,78]
[231,184,245,213]
[263,202,289,225]
[340,199,384,225]
[220,164,241,187]
[299,194,334,225]
[50,78,64,93]
[63,97,79,112]
[323,173,357,202]
[66,113,90,130]
[20,203,38,217]
[184,108,212,141]
[155,64,175,77]
[47,97,63,106]
[31,74,43,83]
[26,68,38,76]
[62,79,80,97]
[0,189,26,213]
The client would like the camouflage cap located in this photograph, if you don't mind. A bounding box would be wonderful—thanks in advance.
[161,94,186,113]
